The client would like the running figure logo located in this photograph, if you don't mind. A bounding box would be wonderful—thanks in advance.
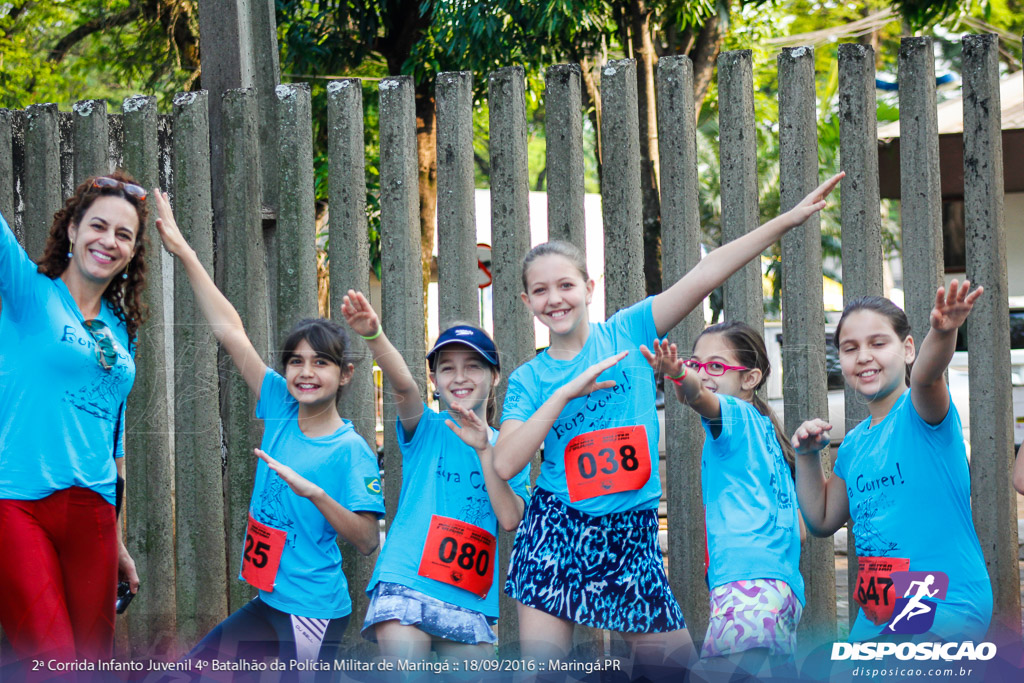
[886,571,949,634]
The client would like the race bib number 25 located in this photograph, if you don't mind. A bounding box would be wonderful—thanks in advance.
[241,514,287,593]
[564,426,652,502]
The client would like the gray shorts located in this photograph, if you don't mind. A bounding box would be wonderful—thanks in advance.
[361,582,497,645]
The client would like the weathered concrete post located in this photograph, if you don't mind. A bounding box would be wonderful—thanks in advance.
[961,33,1020,635]
[898,37,944,344]
[121,94,176,655]
[171,90,228,651]
[23,103,61,261]
[837,43,885,624]
[274,83,319,339]
[545,64,586,250]
[72,100,109,185]
[488,65,536,652]
[600,59,645,314]
[378,76,427,529]
[778,46,836,642]
[656,54,710,641]
[436,71,480,326]
[327,78,380,651]
[221,88,270,612]
[0,110,15,229]
[58,112,74,201]
[717,51,763,335]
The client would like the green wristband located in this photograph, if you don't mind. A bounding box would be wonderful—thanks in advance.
[360,327,382,341]
[667,365,687,385]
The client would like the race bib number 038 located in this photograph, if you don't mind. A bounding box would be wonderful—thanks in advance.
[855,556,910,625]
[418,515,496,598]
[564,426,652,502]
[241,514,287,592]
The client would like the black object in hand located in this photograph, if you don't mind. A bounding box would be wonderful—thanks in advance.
[116,581,135,614]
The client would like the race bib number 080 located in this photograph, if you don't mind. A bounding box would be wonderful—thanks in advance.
[418,515,496,598]
[564,426,652,502]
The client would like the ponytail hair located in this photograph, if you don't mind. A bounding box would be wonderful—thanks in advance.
[697,320,796,478]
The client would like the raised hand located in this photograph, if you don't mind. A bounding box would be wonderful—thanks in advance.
[340,289,381,339]
[152,189,191,257]
[445,401,490,452]
[930,279,984,333]
[792,418,832,455]
[787,171,845,225]
[256,448,321,499]
[559,351,629,401]
[639,338,684,379]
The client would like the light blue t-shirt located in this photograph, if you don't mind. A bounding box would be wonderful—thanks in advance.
[835,389,992,641]
[243,368,385,619]
[502,297,660,516]
[701,394,804,605]
[368,406,531,619]
[0,211,134,506]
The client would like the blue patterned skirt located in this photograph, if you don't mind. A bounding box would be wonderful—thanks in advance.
[504,488,686,633]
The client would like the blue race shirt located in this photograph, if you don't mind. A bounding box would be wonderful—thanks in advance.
[368,406,531,619]
[835,389,992,641]
[701,395,804,605]
[502,297,661,516]
[0,211,134,506]
[244,369,385,619]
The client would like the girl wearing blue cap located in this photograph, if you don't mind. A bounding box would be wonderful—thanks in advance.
[494,172,843,667]
[341,291,531,661]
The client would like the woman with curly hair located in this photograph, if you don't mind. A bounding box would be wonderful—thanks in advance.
[0,171,149,666]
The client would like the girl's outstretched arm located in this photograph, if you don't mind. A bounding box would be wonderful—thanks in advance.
[1013,442,1024,495]
[493,351,628,480]
[153,190,266,396]
[256,449,379,555]
[792,419,849,536]
[651,171,844,336]
[446,402,525,531]
[340,290,424,435]
[912,280,984,425]
[639,339,719,419]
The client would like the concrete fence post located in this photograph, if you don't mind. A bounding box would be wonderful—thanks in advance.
[23,103,61,261]
[656,54,710,641]
[0,110,14,231]
[221,87,270,612]
[837,43,885,624]
[171,90,228,652]
[378,76,427,530]
[327,78,380,651]
[72,100,109,185]
[488,65,536,653]
[717,51,763,334]
[436,71,480,327]
[778,46,836,643]
[58,112,74,201]
[274,83,319,339]
[600,59,645,314]
[121,94,176,656]
[545,64,586,250]
[961,33,1020,635]
[898,37,944,344]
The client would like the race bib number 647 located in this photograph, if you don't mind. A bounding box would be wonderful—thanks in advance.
[564,426,652,502]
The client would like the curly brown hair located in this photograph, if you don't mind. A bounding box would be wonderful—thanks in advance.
[36,171,149,345]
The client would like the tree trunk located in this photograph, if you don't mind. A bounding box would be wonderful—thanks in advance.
[690,14,724,117]
[630,0,662,295]
[415,89,437,332]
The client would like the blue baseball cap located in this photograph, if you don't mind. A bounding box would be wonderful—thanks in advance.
[427,325,500,371]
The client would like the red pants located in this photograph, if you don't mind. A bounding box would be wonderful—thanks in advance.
[0,487,117,663]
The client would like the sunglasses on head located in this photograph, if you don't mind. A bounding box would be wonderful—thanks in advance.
[83,319,118,371]
[92,177,147,201]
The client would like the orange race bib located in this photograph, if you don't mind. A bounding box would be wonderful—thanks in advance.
[418,515,496,598]
[241,514,287,592]
[854,556,910,625]
[564,426,652,502]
